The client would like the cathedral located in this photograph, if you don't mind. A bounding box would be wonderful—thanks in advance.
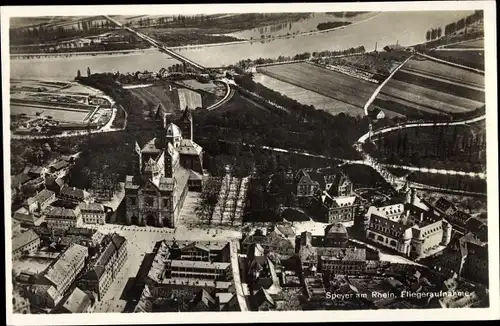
[124,107,204,227]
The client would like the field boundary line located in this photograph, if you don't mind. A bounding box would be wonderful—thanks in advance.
[363,54,414,116]
[417,52,484,74]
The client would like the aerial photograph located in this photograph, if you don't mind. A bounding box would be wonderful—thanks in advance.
[5,6,492,318]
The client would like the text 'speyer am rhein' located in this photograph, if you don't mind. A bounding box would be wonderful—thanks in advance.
[3,1,499,325]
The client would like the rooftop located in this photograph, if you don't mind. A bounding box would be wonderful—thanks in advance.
[43,243,88,289]
[59,186,89,200]
[28,189,55,205]
[161,277,216,288]
[45,205,81,219]
[170,260,230,270]
[60,287,92,313]
[78,202,105,212]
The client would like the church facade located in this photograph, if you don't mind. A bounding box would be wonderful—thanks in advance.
[124,108,204,227]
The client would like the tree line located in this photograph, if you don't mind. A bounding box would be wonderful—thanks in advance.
[444,10,484,36]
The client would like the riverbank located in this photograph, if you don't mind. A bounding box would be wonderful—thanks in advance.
[11,12,382,61]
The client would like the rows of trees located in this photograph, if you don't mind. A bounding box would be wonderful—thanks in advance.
[10,20,116,46]
[372,124,486,172]
[444,10,484,36]
[425,27,443,42]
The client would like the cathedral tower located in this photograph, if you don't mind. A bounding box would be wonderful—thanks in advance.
[179,107,193,141]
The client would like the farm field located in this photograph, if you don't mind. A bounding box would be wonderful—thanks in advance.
[176,79,221,94]
[129,83,179,117]
[429,50,485,71]
[253,73,364,116]
[404,57,484,88]
[257,62,377,109]
[10,104,89,122]
[444,38,484,49]
[373,55,485,119]
[379,79,484,115]
[177,88,202,110]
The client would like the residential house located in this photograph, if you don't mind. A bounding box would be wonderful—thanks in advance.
[26,189,56,214]
[45,205,83,230]
[274,224,296,240]
[368,107,385,120]
[434,197,458,216]
[27,166,47,179]
[78,203,106,225]
[465,217,487,242]
[30,243,88,309]
[54,287,95,314]
[462,242,489,286]
[79,233,127,301]
[13,210,42,227]
[49,160,69,177]
[12,230,41,260]
[248,255,279,291]
[11,173,31,194]
[59,186,91,203]
[315,194,360,223]
[216,293,240,311]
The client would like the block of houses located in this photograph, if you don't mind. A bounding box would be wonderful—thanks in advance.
[29,243,88,309]
[26,189,56,214]
[45,176,65,194]
[78,202,106,225]
[45,205,83,230]
[434,197,458,216]
[436,232,488,286]
[11,173,31,192]
[248,256,279,291]
[12,229,41,260]
[294,168,352,207]
[216,292,239,311]
[241,231,295,257]
[79,233,127,301]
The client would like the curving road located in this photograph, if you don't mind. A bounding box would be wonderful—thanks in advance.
[207,78,235,111]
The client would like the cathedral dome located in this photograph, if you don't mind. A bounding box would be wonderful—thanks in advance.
[166,123,182,138]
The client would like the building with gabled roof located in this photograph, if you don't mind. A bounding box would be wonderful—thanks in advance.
[59,185,91,203]
[26,189,56,214]
[54,287,95,314]
[78,202,106,225]
[45,205,83,230]
[30,243,88,308]
[189,289,216,311]
[253,287,275,311]
[125,110,204,227]
[79,233,127,300]
[12,229,41,260]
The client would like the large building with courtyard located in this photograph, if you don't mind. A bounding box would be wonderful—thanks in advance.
[125,109,204,227]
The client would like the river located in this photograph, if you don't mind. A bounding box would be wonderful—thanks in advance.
[10,11,471,81]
